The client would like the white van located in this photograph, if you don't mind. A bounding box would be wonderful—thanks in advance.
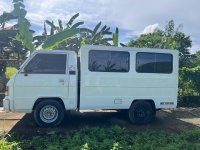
[3,45,179,127]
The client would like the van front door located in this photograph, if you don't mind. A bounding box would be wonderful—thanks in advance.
[13,53,69,112]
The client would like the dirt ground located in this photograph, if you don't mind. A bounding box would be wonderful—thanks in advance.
[0,108,200,137]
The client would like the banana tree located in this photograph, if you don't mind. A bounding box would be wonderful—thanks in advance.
[0,0,31,75]
[64,22,114,52]
[81,22,113,46]
[12,0,35,52]
[33,22,48,48]
[34,13,84,49]
[42,28,82,50]
[113,27,118,46]
[45,13,84,33]
[112,27,126,47]
[39,14,117,52]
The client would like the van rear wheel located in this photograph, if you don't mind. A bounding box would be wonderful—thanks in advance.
[128,101,155,124]
[34,99,65,127]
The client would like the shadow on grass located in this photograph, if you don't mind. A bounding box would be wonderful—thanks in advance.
[6,109,200,138]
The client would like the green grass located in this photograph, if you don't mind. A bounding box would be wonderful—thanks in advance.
[5,67,18,79]
[0,137,19,150]
[1,126,200,150]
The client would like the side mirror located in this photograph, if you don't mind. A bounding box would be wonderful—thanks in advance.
[23,67,31,76]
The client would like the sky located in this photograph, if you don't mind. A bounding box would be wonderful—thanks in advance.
[0,0,200,53]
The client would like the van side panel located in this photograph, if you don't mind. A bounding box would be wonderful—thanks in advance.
[80,45,178,110]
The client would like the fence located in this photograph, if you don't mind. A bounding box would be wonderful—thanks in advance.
[0,58,23,69]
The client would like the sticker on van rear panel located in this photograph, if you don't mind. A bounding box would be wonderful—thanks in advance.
[160,102,174,105]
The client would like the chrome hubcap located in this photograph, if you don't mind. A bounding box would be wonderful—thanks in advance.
[40,105,58,123]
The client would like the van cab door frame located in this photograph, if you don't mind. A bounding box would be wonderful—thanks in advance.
[13,52,75,112]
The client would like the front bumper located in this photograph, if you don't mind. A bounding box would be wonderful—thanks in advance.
[3,98,10,112]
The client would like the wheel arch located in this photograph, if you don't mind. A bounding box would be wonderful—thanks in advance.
[32,97,65,111]
[130,99,156,112]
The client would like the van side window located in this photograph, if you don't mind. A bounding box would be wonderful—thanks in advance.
[89,50,129,72]
[136,52,173,73]
[24,54,67,74]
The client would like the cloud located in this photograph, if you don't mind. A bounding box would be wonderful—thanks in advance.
[190,35,200,53]
[142,24,160,34]
[0,0,200,51]
[191,44,200,54]
[117,29,140,44]
[0,0,12,13]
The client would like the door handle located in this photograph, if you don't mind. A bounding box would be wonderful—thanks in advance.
[59,79,65,85]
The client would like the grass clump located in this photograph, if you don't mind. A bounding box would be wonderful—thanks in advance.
[0,126,200,150]
[0,136,20,150]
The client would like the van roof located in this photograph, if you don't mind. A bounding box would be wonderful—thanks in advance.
[33,45,179,55]
[80,45,179,55]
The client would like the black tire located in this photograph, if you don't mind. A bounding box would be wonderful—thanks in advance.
[34,99,65,127]
[128,101,155,124]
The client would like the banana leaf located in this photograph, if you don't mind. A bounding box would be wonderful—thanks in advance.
[42,28,81,50]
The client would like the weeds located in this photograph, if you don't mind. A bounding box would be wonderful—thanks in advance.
[0,126,200,150]
[0,136,20,150]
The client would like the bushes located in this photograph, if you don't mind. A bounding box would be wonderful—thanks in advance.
[178,66,200,107]
[5,67,17,79]
[0,67,17,93]
[178,96,200,107]
[179,66,200,96]
[1,126,200,150]
[0,137,20,150]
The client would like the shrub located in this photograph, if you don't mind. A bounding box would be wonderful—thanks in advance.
[0,67,17,92]
[5,67,18,79]
[178,96,200,107]
[179,66,200,96]
[0,137,20,150]
[1,126,200,150]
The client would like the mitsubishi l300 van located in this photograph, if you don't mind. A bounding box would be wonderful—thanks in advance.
[3,45,179,127]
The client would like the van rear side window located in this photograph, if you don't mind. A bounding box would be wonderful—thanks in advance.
[89,50,130,72]
[24,54,67,74]
[136,52,173,74]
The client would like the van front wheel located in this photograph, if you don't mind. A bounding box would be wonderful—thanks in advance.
[128,101,155,124]
[34,100,65,127]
